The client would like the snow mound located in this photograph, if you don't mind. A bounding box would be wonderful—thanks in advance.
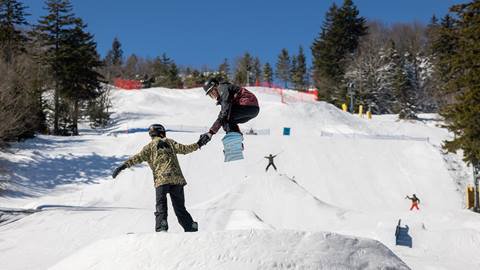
[50,230,410,270]
[194,174,346,231]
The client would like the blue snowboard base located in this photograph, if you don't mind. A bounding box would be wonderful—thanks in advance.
[222,132,244,162]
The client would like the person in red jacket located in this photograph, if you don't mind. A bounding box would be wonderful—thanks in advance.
[198,78,259,146]
[406,194,420,210]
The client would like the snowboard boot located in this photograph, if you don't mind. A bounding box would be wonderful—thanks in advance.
[156,220,168,232]
[185,221,198,232]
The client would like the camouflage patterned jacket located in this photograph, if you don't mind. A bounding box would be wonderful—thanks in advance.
[124,137,199,187]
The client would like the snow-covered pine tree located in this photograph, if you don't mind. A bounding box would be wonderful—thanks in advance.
[392,52,417,120]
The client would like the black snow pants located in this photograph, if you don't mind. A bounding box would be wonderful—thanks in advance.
[266,162,277,172]
[155,184,197,232]
[223,106,260,133]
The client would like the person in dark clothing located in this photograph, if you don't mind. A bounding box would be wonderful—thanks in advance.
[198,78,259,146]
[112,124,208,232]
[406,194,420,210]
[265,154,277,172]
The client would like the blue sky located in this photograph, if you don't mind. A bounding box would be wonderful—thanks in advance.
[23,0,465,69]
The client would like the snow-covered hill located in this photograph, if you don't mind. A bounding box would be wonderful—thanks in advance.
[1,87,479,270]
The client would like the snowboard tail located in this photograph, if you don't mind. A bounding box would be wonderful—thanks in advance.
[222,132,244,162]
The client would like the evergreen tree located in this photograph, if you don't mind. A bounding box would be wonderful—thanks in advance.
[124,54,139,79]
[275,48,290,88]
[218,58,230,82]
[183,68,205,88]
[252,57,262,85]
[57,19,104,134]
[0,0,29,62]
[34,0,77,135]
[392,53,417,119]
[430,15,458,107]
[263,62,273,87]
[311,3,338,101]
[152,53,182,88]
[376,40,399,113]
[234,52,253,85]
[291,46,308,90]
[311,0,367,104]
[290,56,297,88]
[103,37,123,81]
[105,37,123,66]
[441,1,480,166]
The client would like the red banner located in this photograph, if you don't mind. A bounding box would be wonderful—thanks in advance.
[114,78,142,90]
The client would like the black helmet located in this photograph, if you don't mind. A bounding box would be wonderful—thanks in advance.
[203,78,219,95]
[148,124,166,137]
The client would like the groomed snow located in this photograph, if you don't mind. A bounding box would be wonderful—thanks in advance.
[1,86,479,270]
[50,230,409,270]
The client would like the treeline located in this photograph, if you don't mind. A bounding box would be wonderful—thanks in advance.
[0,0,109,144]
[310,0,480,166]
[1,0,479,166]
[311,0,436,118]
[101,39,310,91]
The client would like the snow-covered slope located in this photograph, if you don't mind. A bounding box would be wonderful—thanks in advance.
[50,230,409,270]
[1,87,479,270]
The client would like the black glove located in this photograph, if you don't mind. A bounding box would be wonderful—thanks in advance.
[197,132,212,148]
[112,164,127,179]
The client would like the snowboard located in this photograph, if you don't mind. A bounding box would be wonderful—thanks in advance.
[222,132,244,162]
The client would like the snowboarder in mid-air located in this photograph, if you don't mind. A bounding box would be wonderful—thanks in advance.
[405,194,420,210]
[112,124,209,232]
[265,154,278,172]
[197,78,260,147]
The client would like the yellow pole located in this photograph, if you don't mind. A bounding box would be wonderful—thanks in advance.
[467,185,475,209]
[342,103,347,112]
[358,105,363,117]
[367,111,372,119]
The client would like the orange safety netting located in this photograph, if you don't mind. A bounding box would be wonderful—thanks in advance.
[114,78,142,90]
[253,82,318,104]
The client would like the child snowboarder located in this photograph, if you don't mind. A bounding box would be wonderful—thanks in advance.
[198,78,259,146]
[112,124,208,232]
[405,194,420,210]
[265,154,278,172]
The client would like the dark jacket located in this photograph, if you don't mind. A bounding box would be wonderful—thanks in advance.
[407,195,420,203]
[265,155,277,163]
[209,83,259,134]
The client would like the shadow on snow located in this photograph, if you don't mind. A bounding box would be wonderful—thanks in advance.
[0,151,126,199]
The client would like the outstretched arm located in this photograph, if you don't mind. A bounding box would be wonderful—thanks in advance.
[209,85,234,134]
[113,145,150,178]
[124,145,150,167]
[171,140,199,155]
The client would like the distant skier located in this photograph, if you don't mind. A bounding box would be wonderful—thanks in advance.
[265,154,277,172]
[198,78,260,147]
[405,194,420,210]
[112,124,209,232]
